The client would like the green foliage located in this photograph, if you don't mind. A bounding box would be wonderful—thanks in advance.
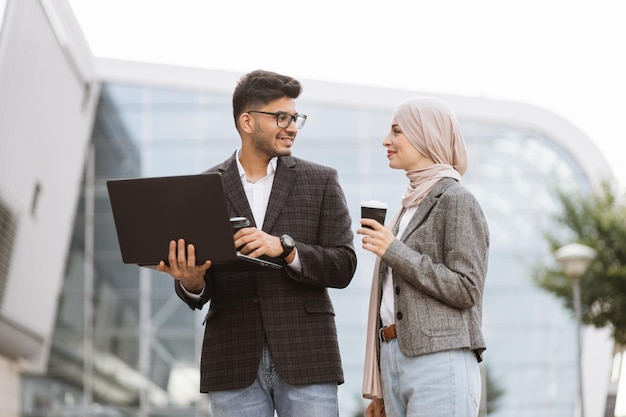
[533,181,626,345]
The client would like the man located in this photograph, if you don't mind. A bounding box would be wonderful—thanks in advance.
[157,69,357,417]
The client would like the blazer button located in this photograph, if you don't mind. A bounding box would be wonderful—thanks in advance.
[252,298,259,303]
[396,312,403,321]
[395,286,400,295]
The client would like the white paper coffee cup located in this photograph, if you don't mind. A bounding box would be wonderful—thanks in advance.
[360,200,388,229]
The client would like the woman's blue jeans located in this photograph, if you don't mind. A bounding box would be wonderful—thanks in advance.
[380,339,481,417]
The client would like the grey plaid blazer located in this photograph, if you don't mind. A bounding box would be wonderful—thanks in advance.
[380,178,489,360]
[175,152,357,392]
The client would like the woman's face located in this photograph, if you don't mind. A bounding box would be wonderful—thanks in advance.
[383,123,432,170]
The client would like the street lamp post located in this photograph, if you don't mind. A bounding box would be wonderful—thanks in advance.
[555,243,597,417]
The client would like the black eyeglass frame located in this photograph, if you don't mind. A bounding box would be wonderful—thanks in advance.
[247,110,307,129]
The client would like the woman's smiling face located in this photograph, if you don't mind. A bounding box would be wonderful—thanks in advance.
[383,122,433,171]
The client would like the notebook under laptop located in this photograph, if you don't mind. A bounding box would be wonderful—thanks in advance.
[106,173,282,271]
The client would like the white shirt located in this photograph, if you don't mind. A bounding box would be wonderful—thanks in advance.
[235,150,301,271]
[380,205,418,327]
[236,151,276,229]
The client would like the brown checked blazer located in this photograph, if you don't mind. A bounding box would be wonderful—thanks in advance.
[380,178,489,360]
[175,152,357,392]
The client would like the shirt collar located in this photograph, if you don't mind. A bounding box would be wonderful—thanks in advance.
[236,148,278,180]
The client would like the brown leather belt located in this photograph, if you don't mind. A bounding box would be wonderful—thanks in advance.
[379,324,397,342]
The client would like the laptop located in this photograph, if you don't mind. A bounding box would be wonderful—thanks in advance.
[106,173,282,271]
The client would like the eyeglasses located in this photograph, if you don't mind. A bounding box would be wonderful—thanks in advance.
[248,110,307,129]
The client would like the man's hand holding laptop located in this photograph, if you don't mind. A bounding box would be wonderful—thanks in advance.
[157,238,211,294]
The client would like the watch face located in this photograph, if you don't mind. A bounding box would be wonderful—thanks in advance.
[282,235,295,248]
[280,235,295,259]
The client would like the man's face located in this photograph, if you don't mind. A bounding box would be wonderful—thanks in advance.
[248,96,298,158]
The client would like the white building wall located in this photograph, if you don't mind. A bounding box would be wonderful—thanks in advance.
[0,1,99,413]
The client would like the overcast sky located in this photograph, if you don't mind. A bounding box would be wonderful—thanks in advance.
[67,0,626,186]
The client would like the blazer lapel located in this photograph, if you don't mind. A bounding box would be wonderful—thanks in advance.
[262,157,297,232]
[216,153,256,226]
[399,178,456,241]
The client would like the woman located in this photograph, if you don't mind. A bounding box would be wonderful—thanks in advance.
[358,97,489,417]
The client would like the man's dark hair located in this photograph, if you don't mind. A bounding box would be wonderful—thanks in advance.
[232,70,302,130]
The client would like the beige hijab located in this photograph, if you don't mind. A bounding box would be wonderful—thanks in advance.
[362,97,469,400]
[396,97,468,207]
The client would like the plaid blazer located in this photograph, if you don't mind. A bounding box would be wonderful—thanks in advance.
[380,178,489,360]
[175,152,357,392]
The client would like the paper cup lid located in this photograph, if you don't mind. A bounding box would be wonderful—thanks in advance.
[360,200,388,209]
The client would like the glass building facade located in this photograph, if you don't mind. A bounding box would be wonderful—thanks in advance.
[21,69,608,417]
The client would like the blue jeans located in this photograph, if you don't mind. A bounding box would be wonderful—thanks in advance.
[208,344,339,417]
[380,339,481,417]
